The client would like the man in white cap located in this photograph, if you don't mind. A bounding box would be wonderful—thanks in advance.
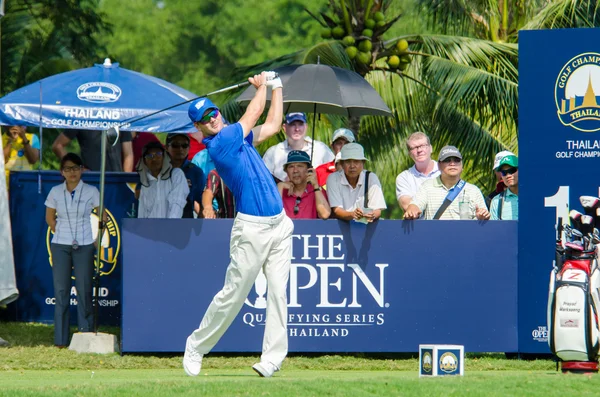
[486,150,516,206]
[404,145,489,220]
[315,128,355,187]
[326,143,387,222]
[395,132,440,211]
[262,112,334,182]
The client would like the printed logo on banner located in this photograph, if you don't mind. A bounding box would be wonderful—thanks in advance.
[555,52,600,132]
[46,208,121,277]
[532,326,548,342]
[439,352,458,373]
[242,234,389,339]
[77,82,122,103]
[422,351,433,373]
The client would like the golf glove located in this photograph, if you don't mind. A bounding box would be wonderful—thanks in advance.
[267,77,283,90]
[263,71,283,90]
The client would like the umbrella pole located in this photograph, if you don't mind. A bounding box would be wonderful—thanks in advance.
[38,82,43,194]
[310,103,317,164]
[93,130,107,334]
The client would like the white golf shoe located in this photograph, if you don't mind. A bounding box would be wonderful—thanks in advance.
[252,361,279,378]
[183,337,203,376]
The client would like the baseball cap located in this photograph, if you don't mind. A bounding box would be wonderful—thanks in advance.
[340,143,368,161]
[285,112,307,124]
[188,98,219,123]
[493,150,516,171]
[166,133,190,145]
[495,154,518,171]
[331,128,356,144]
[438,145,462,162]
[142,141,165,157]
[283,150,311,169]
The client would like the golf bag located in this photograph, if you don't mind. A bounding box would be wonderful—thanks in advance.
[548,248,600,362]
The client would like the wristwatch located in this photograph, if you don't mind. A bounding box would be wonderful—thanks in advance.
[313,185,321,191]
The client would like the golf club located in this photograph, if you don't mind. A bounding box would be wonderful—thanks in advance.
[570,209,584,231]
[581,215,595,238]
[580,196,600,228]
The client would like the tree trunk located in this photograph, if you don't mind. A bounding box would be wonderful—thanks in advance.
[349,116,361,140]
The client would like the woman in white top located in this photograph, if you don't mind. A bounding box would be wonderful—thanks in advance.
[136,141,189,218]
[45,153,100,347]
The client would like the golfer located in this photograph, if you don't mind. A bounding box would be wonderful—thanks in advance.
[183,71,292,378]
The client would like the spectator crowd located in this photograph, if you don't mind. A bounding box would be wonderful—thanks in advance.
[2,116,519,221]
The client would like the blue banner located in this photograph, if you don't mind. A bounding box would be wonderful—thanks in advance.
[519,28,600,352]
[121,219,518,353]
[8,171,138,326]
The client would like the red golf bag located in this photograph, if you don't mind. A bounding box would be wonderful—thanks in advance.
[548,249,600,362]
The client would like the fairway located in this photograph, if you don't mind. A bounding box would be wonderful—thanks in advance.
[1,323,600,396]
[1,368,600,396]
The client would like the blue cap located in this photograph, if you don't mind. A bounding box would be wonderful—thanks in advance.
[285,112,307,124]
[283,150,311,169]
[188,98,219,123]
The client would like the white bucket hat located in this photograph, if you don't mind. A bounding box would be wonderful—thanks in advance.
[340,143,368,161]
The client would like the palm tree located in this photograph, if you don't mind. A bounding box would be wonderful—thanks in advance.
[1,0,111,169]
[223,0,598,218]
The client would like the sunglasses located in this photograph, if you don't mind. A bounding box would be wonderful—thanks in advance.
[170,143,189,149]
[199,109,219,125]
[62,166,82,173]
[294,196,302,215]
[441,157,461,164]
[499,166,518,176]
[144,152,164,160]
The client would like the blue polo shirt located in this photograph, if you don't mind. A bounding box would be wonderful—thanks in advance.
[203,123,282,216]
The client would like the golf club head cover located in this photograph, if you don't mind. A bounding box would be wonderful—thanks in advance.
[263,71,282,90]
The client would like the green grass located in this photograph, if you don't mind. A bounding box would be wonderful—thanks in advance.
[1,322,599,396]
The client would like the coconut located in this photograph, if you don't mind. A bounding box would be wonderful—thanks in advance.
[396,39,409,53]
[332,26,346,39]
[358,40,372,52]
[387,55,400,69]
[342,36,355,46]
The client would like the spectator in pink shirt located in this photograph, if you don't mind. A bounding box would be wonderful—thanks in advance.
[277,151,330,219]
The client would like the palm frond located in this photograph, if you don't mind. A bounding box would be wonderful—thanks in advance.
[301,41,354,69]
[523,0,600,30]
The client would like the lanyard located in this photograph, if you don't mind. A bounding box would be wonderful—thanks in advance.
[63,185,83,245]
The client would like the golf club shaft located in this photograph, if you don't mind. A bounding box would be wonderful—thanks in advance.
[117,81,251,129]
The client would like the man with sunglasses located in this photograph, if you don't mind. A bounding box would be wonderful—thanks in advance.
[166,133,205,218]
[183,72,292,379]
[395,132,440,211]
[486,150,516,207]
[278,150,331,219]
[404,146,489,220]
[490,154,518,220]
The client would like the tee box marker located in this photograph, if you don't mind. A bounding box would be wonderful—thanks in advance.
[419,344,464,377]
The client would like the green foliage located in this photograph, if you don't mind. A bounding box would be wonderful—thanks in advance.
[97,0,327,95]
[0,0,111,95]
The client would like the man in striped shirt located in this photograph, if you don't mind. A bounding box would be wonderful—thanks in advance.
[404,146,490,220]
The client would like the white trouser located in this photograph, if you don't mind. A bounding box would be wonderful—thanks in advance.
[189,210,294,368]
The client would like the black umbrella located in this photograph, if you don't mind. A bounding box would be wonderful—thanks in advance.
[237,64,392,159]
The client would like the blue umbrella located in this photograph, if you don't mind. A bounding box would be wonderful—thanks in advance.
[0,59,197,133]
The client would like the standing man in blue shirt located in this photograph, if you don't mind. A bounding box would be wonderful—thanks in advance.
[183,71,291,378]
